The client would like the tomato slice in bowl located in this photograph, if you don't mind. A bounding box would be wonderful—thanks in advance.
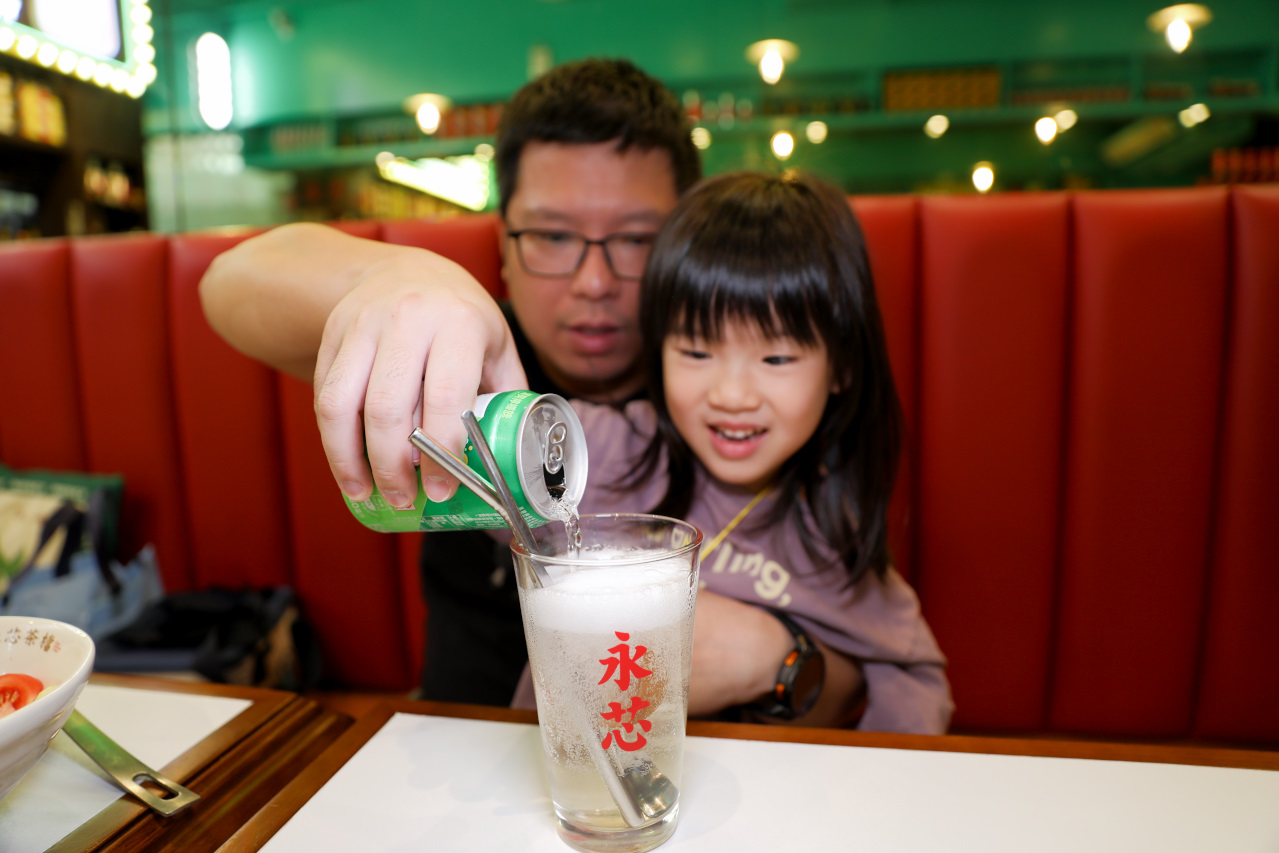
[0,673,45,713]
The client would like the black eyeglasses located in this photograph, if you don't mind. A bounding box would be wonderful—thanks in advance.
[505,228,657,280]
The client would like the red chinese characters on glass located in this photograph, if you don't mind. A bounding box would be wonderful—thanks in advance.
[598,631,655,752]
[601,697,651,751]
[598,631,652,690]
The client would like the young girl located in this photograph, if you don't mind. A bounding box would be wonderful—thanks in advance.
[513,170,952,734]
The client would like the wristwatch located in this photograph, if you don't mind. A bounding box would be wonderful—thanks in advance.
[751,609,825,720]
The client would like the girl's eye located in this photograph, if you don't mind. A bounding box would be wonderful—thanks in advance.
[763,355,797,366]
[678,348,710,360]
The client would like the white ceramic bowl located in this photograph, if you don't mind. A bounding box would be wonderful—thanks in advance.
[0,615,95,802]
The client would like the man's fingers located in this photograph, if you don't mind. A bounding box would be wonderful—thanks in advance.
[480,324,530,397]
[419,308,490,502]
[314,329,377,502]
[363,328,432,510]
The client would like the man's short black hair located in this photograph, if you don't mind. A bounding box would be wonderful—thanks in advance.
[495,58,702,214]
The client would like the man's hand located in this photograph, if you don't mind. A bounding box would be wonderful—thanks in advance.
[314,253,526,507]
[200,223,526,507]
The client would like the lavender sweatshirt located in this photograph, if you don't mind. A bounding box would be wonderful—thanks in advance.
[511,400,954,735]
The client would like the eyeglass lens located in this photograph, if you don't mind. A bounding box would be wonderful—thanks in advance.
[514,231,653,279]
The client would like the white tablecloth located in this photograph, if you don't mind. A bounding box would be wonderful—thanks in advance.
[261,713,1279,852]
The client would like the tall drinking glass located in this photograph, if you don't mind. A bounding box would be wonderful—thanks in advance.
[512,513,702,853]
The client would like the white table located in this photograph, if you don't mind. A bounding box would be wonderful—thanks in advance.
[224,702,1279,853]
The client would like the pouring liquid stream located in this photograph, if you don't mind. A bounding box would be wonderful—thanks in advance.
[539,410,583,556]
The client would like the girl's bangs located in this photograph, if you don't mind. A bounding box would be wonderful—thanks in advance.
[664,248,829,347]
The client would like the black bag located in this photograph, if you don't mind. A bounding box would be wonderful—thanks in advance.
[98,586,323,692]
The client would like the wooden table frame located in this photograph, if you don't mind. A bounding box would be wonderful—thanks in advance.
[217,699,1279,852]
[48,674,353,853]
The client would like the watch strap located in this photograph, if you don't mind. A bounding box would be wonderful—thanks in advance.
[750,608,825,720]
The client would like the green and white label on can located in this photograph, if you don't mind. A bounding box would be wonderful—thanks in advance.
[344,390,587,532]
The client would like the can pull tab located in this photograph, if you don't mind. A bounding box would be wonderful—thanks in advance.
[543,421,567,474]
[532,409,568,500]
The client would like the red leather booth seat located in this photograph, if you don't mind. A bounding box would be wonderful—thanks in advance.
[1,186,1275,746]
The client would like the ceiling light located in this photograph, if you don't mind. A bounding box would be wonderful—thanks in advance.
[805,121,828,144]
[1054,108,1078,131]
[771,130,795,160]
[1178,102,1210,127]
[972,162,994,193]
[924,114,949,138]
[1035,117,1058,144]
[1147,4,1212,53]
[690,127,712,150]
[195,32,233,130]
[746,39,798,85]
[403,93,452,135]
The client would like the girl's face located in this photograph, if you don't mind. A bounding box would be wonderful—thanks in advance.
[662,319,836,493]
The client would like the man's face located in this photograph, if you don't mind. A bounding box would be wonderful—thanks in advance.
[501,140,680,402]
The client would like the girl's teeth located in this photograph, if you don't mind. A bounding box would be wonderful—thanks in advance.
[716,427,760,440]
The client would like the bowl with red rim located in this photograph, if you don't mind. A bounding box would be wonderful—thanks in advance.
[0,615,95,802]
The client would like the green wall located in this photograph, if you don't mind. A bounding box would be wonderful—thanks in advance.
[151,0,1279,125]
[144,0,1279,200]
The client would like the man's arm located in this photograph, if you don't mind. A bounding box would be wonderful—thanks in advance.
[199,222,527,506]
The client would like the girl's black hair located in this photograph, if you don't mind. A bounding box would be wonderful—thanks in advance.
[627,171,902,584]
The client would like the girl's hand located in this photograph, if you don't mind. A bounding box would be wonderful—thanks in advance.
[688,590,792,715]
[688,590,868,726]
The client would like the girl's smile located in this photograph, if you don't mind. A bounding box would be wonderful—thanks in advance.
[663,320,835,492]
[707,423,767,459]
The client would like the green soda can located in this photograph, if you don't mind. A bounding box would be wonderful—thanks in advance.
[344,390,586,532]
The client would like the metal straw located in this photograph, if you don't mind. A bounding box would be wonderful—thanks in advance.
[461,410,544,557]
[406,426,551,587]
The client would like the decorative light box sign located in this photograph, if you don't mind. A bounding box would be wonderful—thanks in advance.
[0,0,155,98]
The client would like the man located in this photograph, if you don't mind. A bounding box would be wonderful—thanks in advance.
[201,59,818,720]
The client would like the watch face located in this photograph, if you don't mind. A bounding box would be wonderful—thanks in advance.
[791,649,826,717]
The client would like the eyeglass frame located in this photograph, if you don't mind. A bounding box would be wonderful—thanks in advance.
[504,227,658,281]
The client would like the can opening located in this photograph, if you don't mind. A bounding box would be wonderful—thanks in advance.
[543,464,566,501]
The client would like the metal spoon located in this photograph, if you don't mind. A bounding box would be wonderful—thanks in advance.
[61,709,200,816]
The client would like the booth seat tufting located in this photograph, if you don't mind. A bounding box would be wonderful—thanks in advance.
[1,185,1276,746]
